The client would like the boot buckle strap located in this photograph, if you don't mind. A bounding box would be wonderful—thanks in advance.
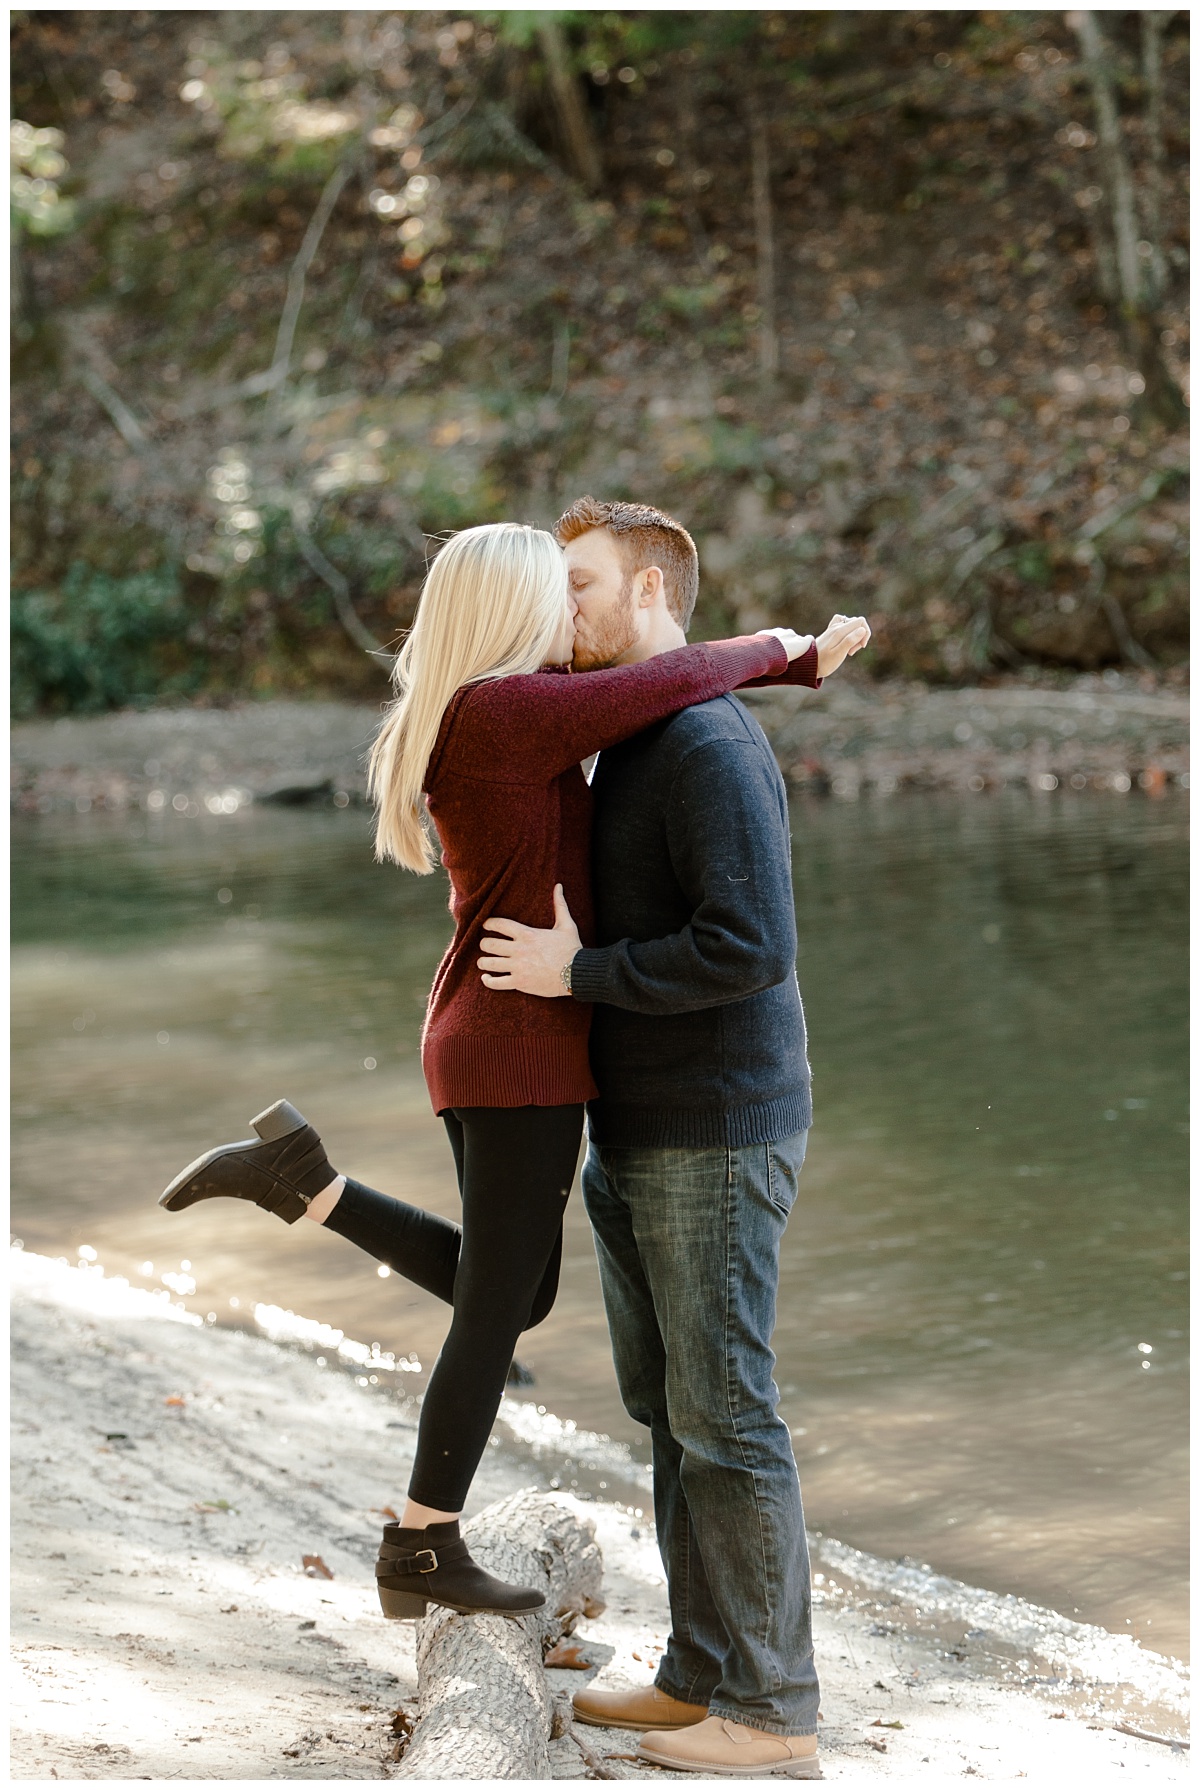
[375,1547,438,1578]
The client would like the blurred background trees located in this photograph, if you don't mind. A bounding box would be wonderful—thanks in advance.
[10,8,1189,713]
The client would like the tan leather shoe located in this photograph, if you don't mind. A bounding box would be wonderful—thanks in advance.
[637,1714,821,1777]
[572,1682,709,1732]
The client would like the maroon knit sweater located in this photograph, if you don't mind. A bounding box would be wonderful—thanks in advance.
[419,636,821,1112]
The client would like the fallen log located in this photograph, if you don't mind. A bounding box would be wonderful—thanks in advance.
[396,1489,605,1780]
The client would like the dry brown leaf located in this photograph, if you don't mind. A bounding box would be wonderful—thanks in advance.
[544,1640,591,1669]
[302,1554,334,1579]
[372,1505,400,1521]
[164,1395,186,1407]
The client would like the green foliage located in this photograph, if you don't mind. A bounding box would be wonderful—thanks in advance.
[8,9,1189,701]
[178,42,359,176]
[661,283,727,320]
[1013,542,1054,588]
[11,564,201,716]
[10,120,75,237]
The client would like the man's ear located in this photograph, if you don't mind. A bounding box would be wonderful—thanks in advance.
[637,565,665,607]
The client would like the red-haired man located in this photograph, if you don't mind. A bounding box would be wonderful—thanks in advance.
[480,496,868,1778]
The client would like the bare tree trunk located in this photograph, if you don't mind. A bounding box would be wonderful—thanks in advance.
[675,67,712,269]
[396,1490,605,1780]
[1071,11,1142,309]
[1079,191,1118,304]
[537,19,602,191]
[1140,11,1173,304]
[11,232,33,339]
[1070,10,1186,429]
[748,97,778,395]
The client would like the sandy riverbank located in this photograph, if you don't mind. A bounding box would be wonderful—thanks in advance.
[10,1248,1188,1782]
[9,673,1188,817]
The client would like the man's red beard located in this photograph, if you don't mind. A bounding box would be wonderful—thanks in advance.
[571,575,637,671]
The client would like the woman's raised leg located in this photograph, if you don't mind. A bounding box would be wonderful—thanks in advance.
[320,1110,564,1319]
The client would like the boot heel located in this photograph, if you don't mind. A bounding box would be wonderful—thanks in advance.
[378,1586,430,1620]
[250,1100,309,1143]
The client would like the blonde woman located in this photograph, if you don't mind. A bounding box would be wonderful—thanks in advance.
[159,522,821,1618]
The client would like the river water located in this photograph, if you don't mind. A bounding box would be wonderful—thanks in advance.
[10,789,1188,1659]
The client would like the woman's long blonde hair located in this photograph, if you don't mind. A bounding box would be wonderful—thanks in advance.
[368,522,569,872]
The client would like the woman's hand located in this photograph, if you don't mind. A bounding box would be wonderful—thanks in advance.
[814,614,871,677]
[755,626,815,663]
[479,884,582,997]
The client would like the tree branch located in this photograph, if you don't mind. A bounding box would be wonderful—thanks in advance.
[267,153,359,414]
[291,520,391,663]
[176,151,358,420]
[63,320,150,450]
[1078,547,1157,670]
[567,1722,621,1780]
[1078,467,1178,541]
[76,362,149,451]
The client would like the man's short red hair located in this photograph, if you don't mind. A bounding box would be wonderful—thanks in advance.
[554,496,700,629]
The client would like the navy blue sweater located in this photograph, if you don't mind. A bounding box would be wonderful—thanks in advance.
[570,692,813,1148]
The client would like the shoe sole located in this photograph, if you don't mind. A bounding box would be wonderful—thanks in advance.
[573,1709,708,1733]
[378,1586,544,1621]
[159,1101,308,1209]
[636,1743,821,1778]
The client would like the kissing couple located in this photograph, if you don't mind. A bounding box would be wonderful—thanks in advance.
[160,495,869,1778]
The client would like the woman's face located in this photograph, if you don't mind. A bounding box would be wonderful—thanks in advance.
[546,580,579,665]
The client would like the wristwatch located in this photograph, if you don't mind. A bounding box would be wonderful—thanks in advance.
[559,956,574,996]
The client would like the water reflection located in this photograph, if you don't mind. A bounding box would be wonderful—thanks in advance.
[10,790,1188,1657]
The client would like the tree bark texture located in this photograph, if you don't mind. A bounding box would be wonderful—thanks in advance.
[396,1490,605,1781]
[537,20,603,192]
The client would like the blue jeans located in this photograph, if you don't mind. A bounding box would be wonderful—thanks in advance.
[582,1131,819,1737]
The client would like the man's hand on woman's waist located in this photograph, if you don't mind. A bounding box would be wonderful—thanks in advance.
[479,884,582,998]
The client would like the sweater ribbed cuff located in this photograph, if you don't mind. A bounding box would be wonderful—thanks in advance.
[795,641,822,688]
[569,947,614,1004]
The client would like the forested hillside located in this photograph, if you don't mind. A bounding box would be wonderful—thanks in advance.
[11,9,1190,712]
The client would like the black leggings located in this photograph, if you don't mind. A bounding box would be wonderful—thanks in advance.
[324,1104,583,1510]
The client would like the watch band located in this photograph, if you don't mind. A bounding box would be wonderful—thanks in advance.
[559,956,574,996]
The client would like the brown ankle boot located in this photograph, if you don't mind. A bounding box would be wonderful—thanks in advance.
[375,1520,545,1620]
